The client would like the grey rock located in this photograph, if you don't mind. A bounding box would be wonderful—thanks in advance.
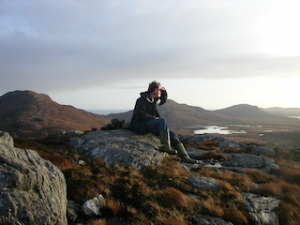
[57,130,66,135]
[196,215,233,225]
[70,129,165,169]
[221,154,279,173]
[0,131,67,225]
[243,193,280,225]
[180,134,244,150]
[67,200,81,222]
[186,147,208,159]
[82,194,106,217]
[0,131,14,148]
[251,146,276,156]
[188,175,220,191]
[67,208,78,222]
[66,130,84,135]
[68,200,81,213]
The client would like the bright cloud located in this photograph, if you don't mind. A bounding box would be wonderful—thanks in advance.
[1,0,300,110]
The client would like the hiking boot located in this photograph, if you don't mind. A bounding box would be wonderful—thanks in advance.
[174,143,199,164]
[159,130,177,155]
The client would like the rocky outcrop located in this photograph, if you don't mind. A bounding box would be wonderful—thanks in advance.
[188,175,220,191]
[221,154,279,173]
[251,146,276,156]
[70,129,165,169]
[0,131,67,225]
[243,193,280,225]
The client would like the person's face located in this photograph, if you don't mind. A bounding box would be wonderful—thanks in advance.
[154,86,161,98]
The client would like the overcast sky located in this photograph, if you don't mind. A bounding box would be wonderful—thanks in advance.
[1,0,300,111]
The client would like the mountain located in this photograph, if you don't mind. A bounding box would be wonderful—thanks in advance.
[213,104,296,121]
[106,99,240,131]
[0,90,109,138]
[214,104,273,118]
[263,107,300,117]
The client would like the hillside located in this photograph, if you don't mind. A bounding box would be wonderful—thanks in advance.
[263,107,300,117]
[215,104,276,118]
[106,99,237,130]
[0,90,109,138]
[213,104,296,123]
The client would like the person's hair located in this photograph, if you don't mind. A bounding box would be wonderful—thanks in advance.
[147,81,161,94]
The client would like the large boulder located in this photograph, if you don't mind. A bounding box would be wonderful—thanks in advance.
[70,129,165,169]
[0,131,67,225]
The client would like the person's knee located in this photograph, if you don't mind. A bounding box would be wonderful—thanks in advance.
[158,118,168,130]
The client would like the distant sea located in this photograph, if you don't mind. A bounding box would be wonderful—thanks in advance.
[87,109,129,115]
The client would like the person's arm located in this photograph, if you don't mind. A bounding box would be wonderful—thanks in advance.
[159,89,167,105]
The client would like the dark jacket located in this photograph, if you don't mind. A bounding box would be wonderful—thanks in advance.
[131,90,167,135]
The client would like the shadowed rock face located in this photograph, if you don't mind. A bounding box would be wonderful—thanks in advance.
[0,131,67,225]
[71,129,165,169]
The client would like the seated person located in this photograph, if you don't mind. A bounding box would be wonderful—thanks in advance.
[130,81,198,164]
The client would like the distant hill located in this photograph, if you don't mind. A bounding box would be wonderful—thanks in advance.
[106,99,240,130]
[0,90,109,138]
[263,107,300,117]
[213,104,300,128]
[214,104,273,118]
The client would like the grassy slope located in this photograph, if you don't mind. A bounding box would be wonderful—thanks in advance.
[14,134,300,225]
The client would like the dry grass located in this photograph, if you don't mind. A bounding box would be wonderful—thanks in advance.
[245,169,277,184]
[159,187,188,209]
[257,181,300,208]
[88,219,106,225]
[223,146,240,153]
[200,151,227,160]
[39,153,76,170]
[159,218,187,225]
[275,202,300,225]
[198,195,224,218]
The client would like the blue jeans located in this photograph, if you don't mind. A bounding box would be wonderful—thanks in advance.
[146,119,180,147]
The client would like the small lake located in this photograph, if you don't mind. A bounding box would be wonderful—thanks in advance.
[194,125,247,135]
[290,116,300,120]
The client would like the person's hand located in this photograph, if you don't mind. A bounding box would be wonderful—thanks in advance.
[155,117,160,119]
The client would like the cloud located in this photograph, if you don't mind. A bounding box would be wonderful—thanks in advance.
[1,0,300,96]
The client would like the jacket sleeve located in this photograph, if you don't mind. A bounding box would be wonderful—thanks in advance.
[158,89,168,105]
